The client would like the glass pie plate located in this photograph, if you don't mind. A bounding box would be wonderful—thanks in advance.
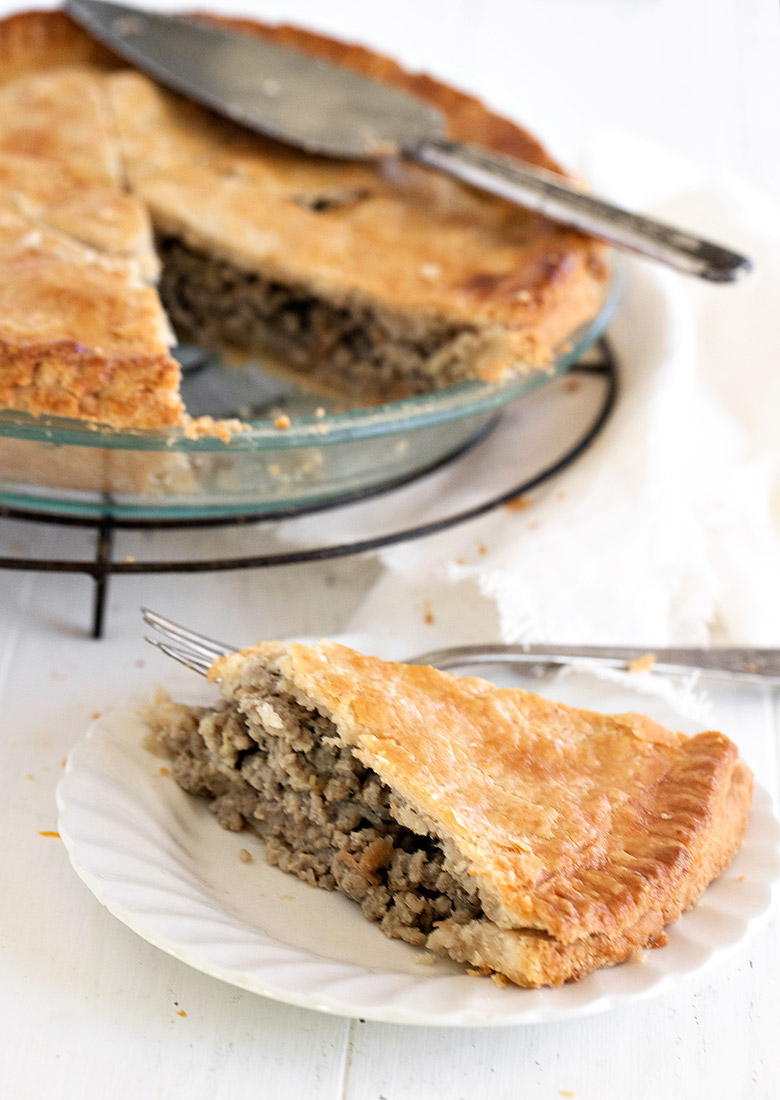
[0,281,618,520]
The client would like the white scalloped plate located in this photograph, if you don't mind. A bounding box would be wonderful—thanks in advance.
[56,668,780,1026]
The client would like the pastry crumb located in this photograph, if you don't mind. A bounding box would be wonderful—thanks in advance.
[183,414,247,442]
[559,1091,576,1098]
[414,952,436,967]
[39,830,60,838]
[504,494,532,512]
[238,848,253,863]
[628,653,656,674]
[159,766,169,776]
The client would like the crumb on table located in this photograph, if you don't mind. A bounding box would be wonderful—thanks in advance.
[628,653,656,674]
[504,494,533,513]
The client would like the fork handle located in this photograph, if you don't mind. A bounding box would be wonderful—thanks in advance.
[411,138,751,283]
[409,644,780,685]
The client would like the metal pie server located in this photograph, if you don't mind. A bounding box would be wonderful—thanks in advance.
[67,0,751,283]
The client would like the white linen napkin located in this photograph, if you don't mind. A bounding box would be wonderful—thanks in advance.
[283,136,780,650]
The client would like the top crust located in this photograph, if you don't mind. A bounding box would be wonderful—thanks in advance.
[0,67,158,276]
[0,9,118,82]
[211,641,753,946]
[0,211,181,428]
[106,16,608,349]
[0,66,119,182]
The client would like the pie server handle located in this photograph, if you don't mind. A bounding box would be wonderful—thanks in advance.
[412,138,751,283]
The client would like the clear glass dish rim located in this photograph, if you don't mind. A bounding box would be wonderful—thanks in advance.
[0,272,619,454]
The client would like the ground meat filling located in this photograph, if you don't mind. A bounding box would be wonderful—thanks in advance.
[158,675,484,947]
[156,235,474,401]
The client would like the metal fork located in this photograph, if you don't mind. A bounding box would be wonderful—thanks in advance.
[142,608,780,686]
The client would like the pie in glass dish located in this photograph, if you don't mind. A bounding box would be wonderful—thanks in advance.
[0,9,609,431]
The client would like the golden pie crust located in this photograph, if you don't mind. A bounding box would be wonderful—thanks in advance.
[0,9,609,429]
[150,640,753,988]
[0,210,180,427]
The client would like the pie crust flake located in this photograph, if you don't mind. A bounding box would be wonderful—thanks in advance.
[147,640,753,987]
[0,9,609,430]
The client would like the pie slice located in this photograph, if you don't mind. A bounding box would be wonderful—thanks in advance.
[0,209,180,428]
[0,61,181,429]
[0,10,608,429]
[147,641,753,987]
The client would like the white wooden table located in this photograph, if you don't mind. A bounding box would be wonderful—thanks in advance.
[1,1,779,1097]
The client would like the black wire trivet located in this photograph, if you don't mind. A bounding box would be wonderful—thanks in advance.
[0,346,616,638]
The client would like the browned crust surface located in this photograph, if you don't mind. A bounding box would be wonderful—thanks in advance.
[0,8,118,81]
[0,341,182,428]
[0,151,157,269]
[428,758,752,986]
[212,642,754,951]
[0,212,181,428]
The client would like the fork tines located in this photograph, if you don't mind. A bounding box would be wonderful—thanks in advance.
[142,607,235,677]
